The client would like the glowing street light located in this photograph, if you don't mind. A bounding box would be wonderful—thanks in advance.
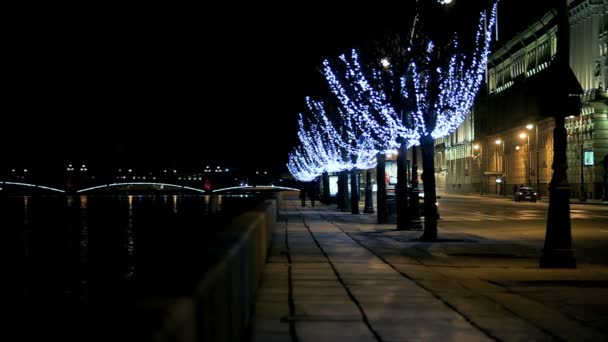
[519,132,531,186]
[495,139,506,195]
[380,58,391,69]
[473,143,483,194]
[527,123,541,198]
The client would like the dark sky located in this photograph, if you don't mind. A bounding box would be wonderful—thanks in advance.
[3,0,555,175]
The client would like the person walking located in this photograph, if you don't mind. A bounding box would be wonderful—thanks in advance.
[299,182,307,207]
[308,180,318,207]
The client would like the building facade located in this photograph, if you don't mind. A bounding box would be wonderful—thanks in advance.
[442,0,608,199]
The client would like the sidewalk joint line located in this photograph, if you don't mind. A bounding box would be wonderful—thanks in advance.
[322,212,501,342]
[297,208,384,342]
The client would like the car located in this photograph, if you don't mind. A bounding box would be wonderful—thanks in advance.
[514,187,537,202]
[418,190,441,219]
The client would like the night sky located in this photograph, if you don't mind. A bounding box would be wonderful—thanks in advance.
[3,0,554,176]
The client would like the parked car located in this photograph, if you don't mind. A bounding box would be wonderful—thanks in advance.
[514,187,537,202]
[418,190,441,219]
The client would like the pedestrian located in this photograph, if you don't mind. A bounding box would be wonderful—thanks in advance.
[299,182,307,207]
[308,180,318,207]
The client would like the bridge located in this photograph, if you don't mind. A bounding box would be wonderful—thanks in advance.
[0,181,299,194]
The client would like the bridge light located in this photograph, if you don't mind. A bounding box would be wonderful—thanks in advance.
[128,169,132,173]
[23,169,28,173]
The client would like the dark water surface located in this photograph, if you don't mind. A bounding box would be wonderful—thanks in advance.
[4,193,264,341]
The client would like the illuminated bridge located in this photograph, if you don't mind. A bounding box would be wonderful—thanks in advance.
[0,181,298,194]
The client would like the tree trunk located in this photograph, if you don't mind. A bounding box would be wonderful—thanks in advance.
[602,155,608,201]
[420,135,437,241]
[376,153,388,223]
[350,168,360,214]
[321,172,330,204]
[339,170,351,212]
[364,169,375,213]
[397,141,411,229]
[408,146,421,225]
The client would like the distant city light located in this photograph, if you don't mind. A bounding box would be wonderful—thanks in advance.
[438,0,452,4]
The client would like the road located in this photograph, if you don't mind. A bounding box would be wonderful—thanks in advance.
[436,194,608,265]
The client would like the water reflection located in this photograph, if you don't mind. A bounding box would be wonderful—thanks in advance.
[78,195,89,299]
[8,192,266,339]
[125,195,134,280]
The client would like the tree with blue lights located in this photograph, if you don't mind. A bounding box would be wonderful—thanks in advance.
[323,1,497,240]
[288,96,384,212]
[287,97,350,183]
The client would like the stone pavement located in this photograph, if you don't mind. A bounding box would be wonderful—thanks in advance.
[251,196,608,341]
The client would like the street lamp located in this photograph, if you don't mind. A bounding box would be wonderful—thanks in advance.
[576,114,587,201]
[473,143,483,195]
[519,132,531,186]
[495,139,505,195]
[526,123,540,198]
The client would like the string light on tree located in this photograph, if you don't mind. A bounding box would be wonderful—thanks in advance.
[287,98,353,181]
[321,1,498,240]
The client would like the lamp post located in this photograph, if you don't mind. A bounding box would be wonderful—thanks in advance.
[495,139,505,195]
[473,143,483,195]
[519,132,532,186]
[578,114,587,201]
[527,123,540,198]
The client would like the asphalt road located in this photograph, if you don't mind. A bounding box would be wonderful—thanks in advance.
[436,194,608,265]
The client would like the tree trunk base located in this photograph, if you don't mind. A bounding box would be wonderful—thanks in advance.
[419,231,437,242]
[539,248,576,268]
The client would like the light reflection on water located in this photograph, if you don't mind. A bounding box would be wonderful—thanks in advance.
[7,191,268,339]
[78,195,89,295]
[11,194,218,304]
[125,195,134,280]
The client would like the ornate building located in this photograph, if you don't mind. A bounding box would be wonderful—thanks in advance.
[442,0,608,199]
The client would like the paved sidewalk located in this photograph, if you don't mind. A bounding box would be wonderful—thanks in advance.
[251,197,608,341]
